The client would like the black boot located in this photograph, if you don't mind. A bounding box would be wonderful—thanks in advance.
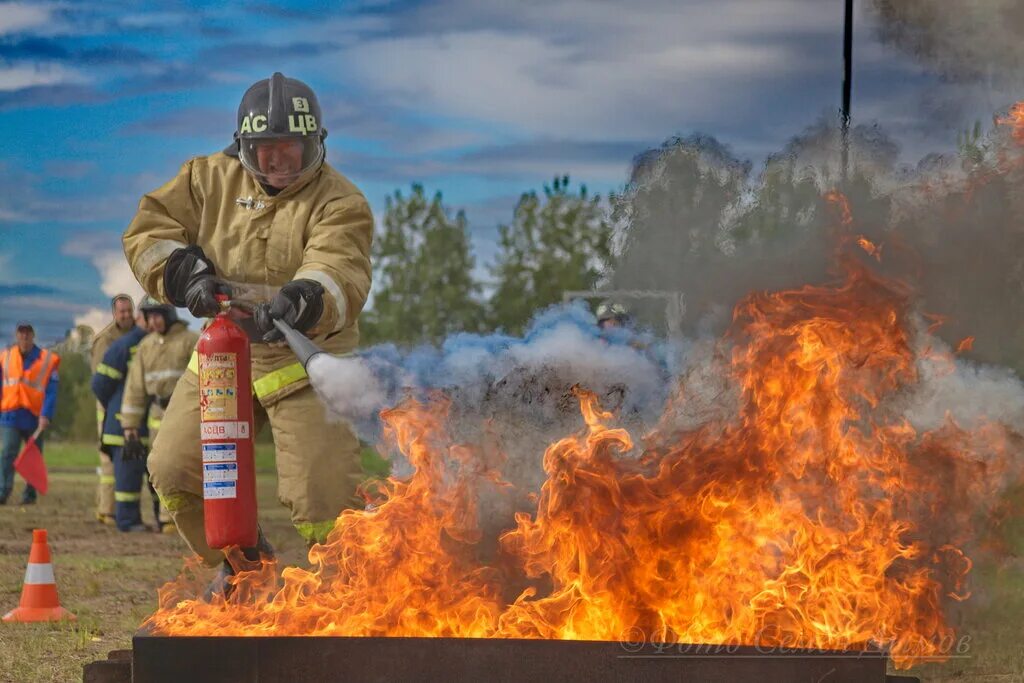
[204,527,275,602]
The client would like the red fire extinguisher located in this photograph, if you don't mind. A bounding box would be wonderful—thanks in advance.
[196,296,258,549]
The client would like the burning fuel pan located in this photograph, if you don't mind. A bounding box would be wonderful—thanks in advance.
[114,635,914,683]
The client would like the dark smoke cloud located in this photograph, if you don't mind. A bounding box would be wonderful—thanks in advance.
[870,0,1024,83]
[610,121,895,335]
[611,110,1024,372]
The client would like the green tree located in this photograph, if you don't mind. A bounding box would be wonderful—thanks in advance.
[489,175,611,334]
[49,340,97,442]
[362,184,484,345]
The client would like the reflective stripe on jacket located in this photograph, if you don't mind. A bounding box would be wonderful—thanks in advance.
[0,346,60,415]
[186,351,307,402]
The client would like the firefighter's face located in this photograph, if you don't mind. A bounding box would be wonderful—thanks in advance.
[112,298,134,330]
[255,139,304,189]
[146,312,167,334]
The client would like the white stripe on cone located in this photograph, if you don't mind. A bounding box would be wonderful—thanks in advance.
[24,563,55,585]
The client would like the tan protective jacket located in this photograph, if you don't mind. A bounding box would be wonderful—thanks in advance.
[122,153,373,405]
[91,322,132,373]
[120,322,200,430]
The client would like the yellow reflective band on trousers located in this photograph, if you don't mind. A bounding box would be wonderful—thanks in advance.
[115,491,141,502]
[147,416,162,430]
[187,351,307,400]
[253,363,306,399]
[99,475,116,485]
[96,363,124,380]
[158,491,199,513]
[294,520,335,545]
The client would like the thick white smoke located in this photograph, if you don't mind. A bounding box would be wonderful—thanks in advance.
[902,327,1024,436]
[305,302,679,485]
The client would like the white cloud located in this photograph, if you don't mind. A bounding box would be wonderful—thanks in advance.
[0,64,84,92]
[0,295,88,313]
[117,12,192,29]
[74,307,110,333]
[337,0,836,141]
[62,232,145,300]
[62,232,197,332]
[0,2,53,36]
[93,250,145,300]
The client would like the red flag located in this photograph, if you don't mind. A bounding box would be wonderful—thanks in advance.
[14,438,48,495]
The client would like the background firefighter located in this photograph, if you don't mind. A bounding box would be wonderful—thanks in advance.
[595,301,634,330]
[91,308,155,532]
[122,72,373,579]
[120,296,199,534]
[90,293,135,525]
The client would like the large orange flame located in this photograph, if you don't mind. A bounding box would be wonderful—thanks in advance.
[144,258,1013,670]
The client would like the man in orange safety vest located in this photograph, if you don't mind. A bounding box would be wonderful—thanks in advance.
[0,321,60,506]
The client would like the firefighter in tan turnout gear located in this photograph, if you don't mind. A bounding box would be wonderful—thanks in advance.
[120,297,199,534]
[123,72,372,582]
[90,294,135,524]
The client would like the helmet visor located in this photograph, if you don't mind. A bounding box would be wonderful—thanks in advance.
[239,136,323,189]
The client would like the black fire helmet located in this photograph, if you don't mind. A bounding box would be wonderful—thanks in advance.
[140,295,179,327]
[225,72,327,187]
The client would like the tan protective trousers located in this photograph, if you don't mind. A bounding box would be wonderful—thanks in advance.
[96,401,115,518]
[147,370,362,566]
[146,417,173,527]
[96,452,115,518]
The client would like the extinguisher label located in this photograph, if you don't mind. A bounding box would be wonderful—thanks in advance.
[201,421,251,440]
[202,442,237,462]
[203,480,237,500]
[199,352,239,421]
[203,461,239,482]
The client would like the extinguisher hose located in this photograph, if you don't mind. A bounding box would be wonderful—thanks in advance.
[272,318,326,370]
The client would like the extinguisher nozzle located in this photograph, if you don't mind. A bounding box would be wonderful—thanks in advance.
[272,318,325,369]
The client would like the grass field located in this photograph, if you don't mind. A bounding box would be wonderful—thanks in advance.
[1,443,1022,682]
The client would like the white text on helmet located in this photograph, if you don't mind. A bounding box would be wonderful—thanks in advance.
[240,114,268,134]
[288,114,317,135]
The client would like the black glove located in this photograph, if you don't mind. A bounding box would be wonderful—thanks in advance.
[184,276,231,318]
[122,433,148,461]
[253,279,325,343]
[164,245,230,318]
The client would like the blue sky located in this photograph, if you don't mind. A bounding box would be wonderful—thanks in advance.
[0,0,1017,343]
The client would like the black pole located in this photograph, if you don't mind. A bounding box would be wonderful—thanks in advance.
[841,0,853,181]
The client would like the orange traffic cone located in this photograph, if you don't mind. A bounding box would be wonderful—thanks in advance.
[3,529,75,622]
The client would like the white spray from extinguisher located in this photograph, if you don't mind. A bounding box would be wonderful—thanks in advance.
[270,319,387,420]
